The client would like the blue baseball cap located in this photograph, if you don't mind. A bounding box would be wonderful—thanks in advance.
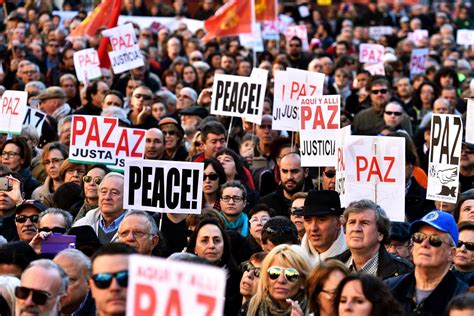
[409,211,459,245]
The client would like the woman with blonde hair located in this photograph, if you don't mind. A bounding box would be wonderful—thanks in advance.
[247,244,312,316]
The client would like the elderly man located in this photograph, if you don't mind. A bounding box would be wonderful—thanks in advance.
[386,211,468,314]
[179,106,208,149]
[73,173,128,244]
[176,87,198,112]
[332,199,412,279]
[38,208,73,233]
[15,259,68,315]
[15,200,47,243]
[117,211,159,255]
[144,128,164,160]
[37,86,71,121]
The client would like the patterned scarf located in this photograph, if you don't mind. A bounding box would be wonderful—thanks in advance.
[257,289,308,316]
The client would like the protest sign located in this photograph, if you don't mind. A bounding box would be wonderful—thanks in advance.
[0,90,28,135]
[363,63,385,76]
[272,68,325,132]
[335,126,351,206]
[278,14,293,33]
[359,43,384,64]
[466,99,474,143]
[127,255,226,316]
[109,127,146,172]
[211,69,268,125]
[407,29,428,47]
[284,25,309,51]
[124,159,204,214]
[23,106,46,134]
[457,29,474,46]
[239,24,264,52]
[102,23,145,74]
[344,136,405,221]
[427,114,463,203]
[73,48,102,83]
[261,21,279,40]
[368,26,393,40]
[299,95,340,166]
[409,48,429,79]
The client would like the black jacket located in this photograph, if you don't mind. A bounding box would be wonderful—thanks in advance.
[331,245,413,280]
[385,270,468,316]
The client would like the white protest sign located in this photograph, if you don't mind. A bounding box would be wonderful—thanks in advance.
[409,48,429,79]
[284,25,309,51]
[407,29,428,47]
[124,159,204,214]
[240,24,264,52]
[127,255,226,316]
[457,29,474,46]
[364,63,385,76]
[73,48,102,83]
[369,26,393,40]
[344,136,405,221]
[466,99,474,143]
[278,14,293,33]
[299,95,340,167]
[22,106,46,134]
[108,127,146,172]
[261,21,279,40]
[211,69,268,125]
[102,23,145,74]
[272,68,325,132]
[0,90,28,135]
[335,126,351,206]
[427,114,463,203]
[359,43,384,64]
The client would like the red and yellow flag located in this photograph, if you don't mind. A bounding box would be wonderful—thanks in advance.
[70,0,121,38]
[202,0,252,42]
[255,0,277,22]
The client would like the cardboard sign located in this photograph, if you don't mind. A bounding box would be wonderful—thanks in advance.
[427,114,463,203]
[363,63,385,76]
[127,255,226,316]
[409,48,429,79]
[211,69,268,125]
[359,44,384,64]
[272,68,325,132]
[102,23,145,74]
[124,159,204,214]
[23,106,46,134]
[335,126,351,206]
[466,99,474,143]
[344,136,405,221]
[457,29,474,46]
[73,48,102,83]
[284,25,309,51]
[0,90,28,135]
[299,95,340,166]
[109,127,146,172]
[368,26,393,40]
[407,30,428,47]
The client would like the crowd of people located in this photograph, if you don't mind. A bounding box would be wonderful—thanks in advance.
[0,0,474,315]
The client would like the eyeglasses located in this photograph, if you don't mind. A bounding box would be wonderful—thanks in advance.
[15,215,39,223]
[323,170,336,178]
[91,270,129,289]
[66,168,86,175]
[457,240,474,251]
[249,216,270,225]
[39,226,67,234]
[15,286,53,305]
[118,230,150,239]
[221,195,244,202]
[290,207,304,215]
[385,111,402,116]
[43,158,64,166]
[240,261,261,277]
[371,89,388,95]
[162,130,176,136]
[1,151,20,158]
[133,94,152,100]
[267,266,300,282]
[321,288,338,297]
[203,173,219,181]
[83,176,102,185]
[411,232,450,248]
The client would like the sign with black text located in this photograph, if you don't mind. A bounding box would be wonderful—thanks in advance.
[23,106,46,134]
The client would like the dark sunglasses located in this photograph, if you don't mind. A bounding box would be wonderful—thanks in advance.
[83,175,102,185]
[162,130,176,136]
[203,173,219,181]
[39,226,67,234]
[385,111,402,116]
[267,266,300,282]
[240,261,261,277]
[15,215,39,223]
[290,207,304,216]
[91,270,128,289]
[265,226,295,234]
[458,240,474,251]
[324,170,336,178]
[15,286,51,305]
[412,232,449,248]
[371,89,388,95]
[133,93,152,100]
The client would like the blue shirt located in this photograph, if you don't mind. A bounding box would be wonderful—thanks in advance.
[98,212,126,234]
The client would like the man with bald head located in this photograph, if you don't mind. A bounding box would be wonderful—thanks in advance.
[144,128,164,160]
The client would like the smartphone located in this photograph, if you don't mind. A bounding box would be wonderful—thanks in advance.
[0,177,11,191]
[41,233,76,258]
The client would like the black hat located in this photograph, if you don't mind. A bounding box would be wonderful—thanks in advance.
[303,190,342,217]
[389,222,410,242]
[16,200,47,214]
[180,106,209,119]
[462,139,474,150]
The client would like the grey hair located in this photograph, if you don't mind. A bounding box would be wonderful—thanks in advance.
[57,116,72,136]
[25,81,46,92]
[21,125,40,146]
[39,208,73,230]
[55,249,92,278]
[123,210,159,235]
[221,180,247,200]
[26,259,68,293]
[99,172,124,190]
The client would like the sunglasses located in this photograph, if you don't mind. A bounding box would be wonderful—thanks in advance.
[240,261,261,277]
[324,170,336,178]
[458,240,474,251]
[290,207,304,215]
[265,226,295,234]
[162,130,176,136]
[15,286,52,305]
[39,226,67,234]
[267,266,300,282]
[83,175,102,185]
[91,270,128,289]
[385,111,402,116]
[133,93,152,100]
[15,215,39,223]
[371,89,388,95]
[203,173,219,181]
[411,232,450,248]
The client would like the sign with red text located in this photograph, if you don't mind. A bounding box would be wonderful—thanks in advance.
[409,48,429,79]
[211,69,268,125]
[299,95,340,166]
[359,44,384,64]
[23,106,46,135]
[368,26,393,40]
[102,23,145,74]
[0,90,28,135]
[127,255,226,316]
[109,127,146,172]
[124,159,204,214]
[466,99,474,143]
[407,29,428,47]
[364,63,385,76]
[73,48,102,83]
[284,25,309,51]
[336,126,351,206]
[457,29,474,46]
[344,136,405,221]
[272,68,325,132]
[261,21,279,40]
[427,114,463,203]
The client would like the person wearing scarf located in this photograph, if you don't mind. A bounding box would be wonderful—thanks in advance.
[219,181,249,237]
